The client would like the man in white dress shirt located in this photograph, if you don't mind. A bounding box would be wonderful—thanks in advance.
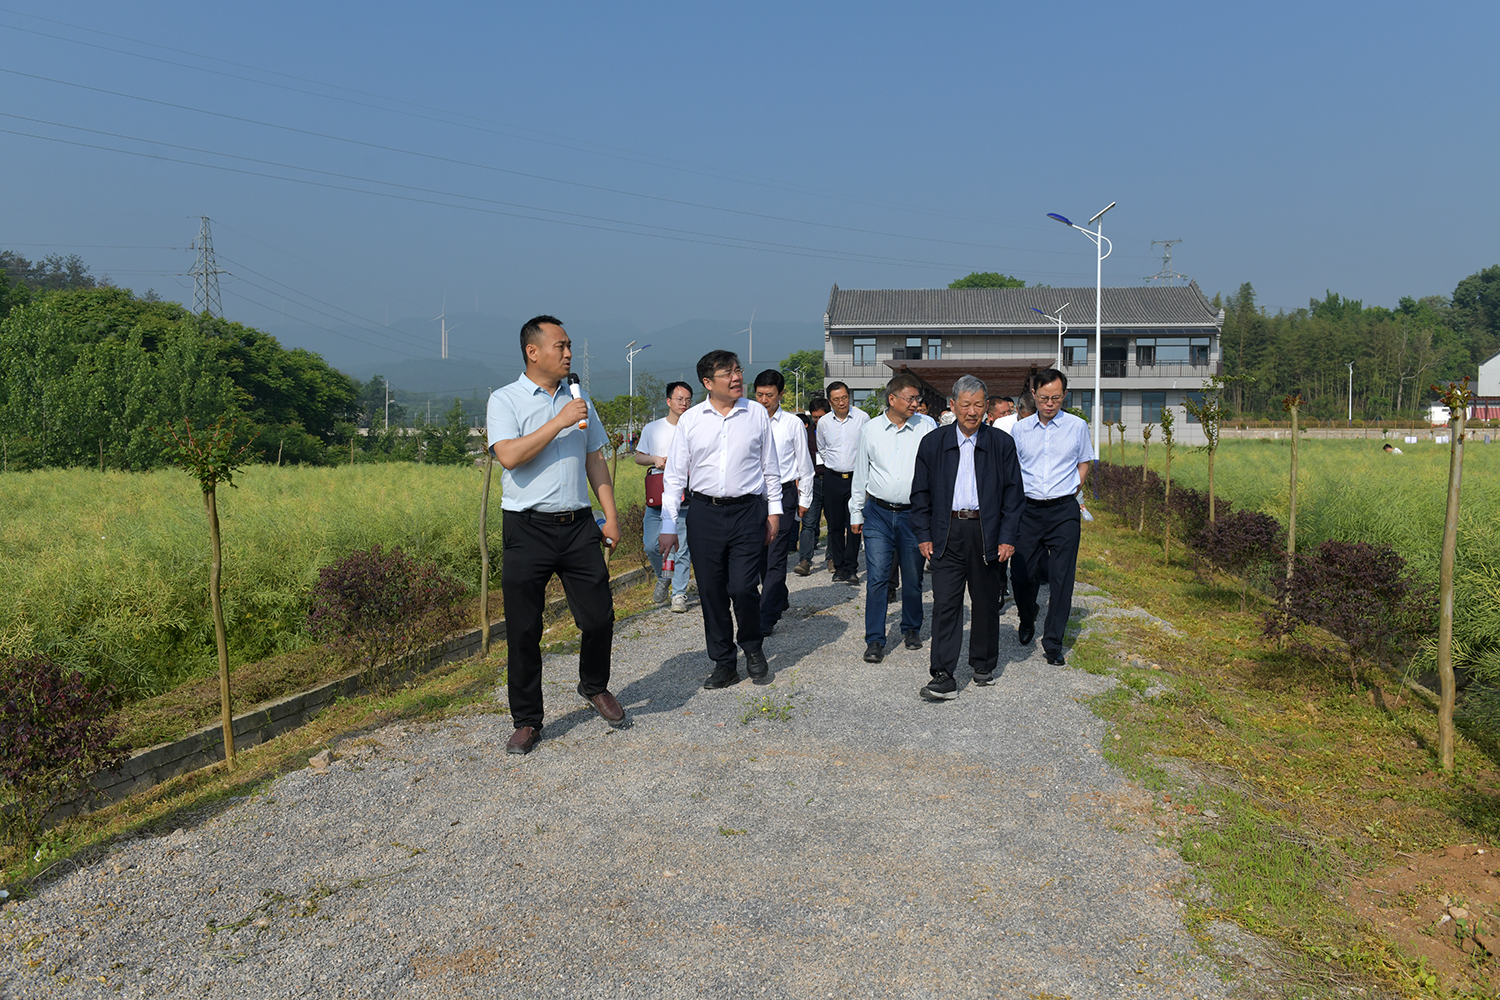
[753,370,813,637]
[849,373,932,663]
[816,381,870,583]
[659,351,783,689]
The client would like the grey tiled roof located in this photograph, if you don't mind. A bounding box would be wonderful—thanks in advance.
[825,281,1223,329]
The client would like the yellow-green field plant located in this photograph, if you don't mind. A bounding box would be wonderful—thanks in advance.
[0,463,651,699]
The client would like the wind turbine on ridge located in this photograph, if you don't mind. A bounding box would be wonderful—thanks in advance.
[734,308,756,366]
[432,294,458,360]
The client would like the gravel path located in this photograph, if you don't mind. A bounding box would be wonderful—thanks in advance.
[1,556,1246,999]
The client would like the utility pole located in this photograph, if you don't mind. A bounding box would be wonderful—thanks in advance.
[384,380,391,431]
[579,339,591,395]
[190,216,226,318]
[1144,239,1186,285]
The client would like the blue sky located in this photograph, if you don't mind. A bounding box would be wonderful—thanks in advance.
[2,1,1495,376]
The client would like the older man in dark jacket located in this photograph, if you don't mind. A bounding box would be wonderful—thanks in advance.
[910,374,1025,701]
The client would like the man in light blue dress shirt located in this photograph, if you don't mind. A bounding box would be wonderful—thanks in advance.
[487,316,624,754]
[849,373,931,662]
[1010,368,1094,666]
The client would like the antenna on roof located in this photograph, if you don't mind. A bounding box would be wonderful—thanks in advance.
[1144,240,1187,285]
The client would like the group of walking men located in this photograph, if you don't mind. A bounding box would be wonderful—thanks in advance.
[486,315,1092,754]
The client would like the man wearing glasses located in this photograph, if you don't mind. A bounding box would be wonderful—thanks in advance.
[816,381,870,583]
[848,373,932,663]
[659,351,783,689]
[1010,368,1093,666]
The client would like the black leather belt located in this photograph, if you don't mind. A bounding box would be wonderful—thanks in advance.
[826,470,852,479]
[690,491,759,506]
[781,479,799,490]
[516,507,592,524]
[950,509,981,520]
[872,497,911,512]
[1026,495,1077,508]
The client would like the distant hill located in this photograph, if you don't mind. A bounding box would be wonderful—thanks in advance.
[300,314,823,400]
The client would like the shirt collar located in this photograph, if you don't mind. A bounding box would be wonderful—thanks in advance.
[519,372,565,398]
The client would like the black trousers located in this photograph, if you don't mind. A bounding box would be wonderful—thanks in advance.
[1013,497,1081,658]
[929,517,1008,679]
[822,470,861,575]
[501,510,615,730]
[759,481,800,631]
[689,497,768,668]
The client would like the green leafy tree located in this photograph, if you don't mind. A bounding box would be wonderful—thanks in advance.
[422,398,477,465]
[778,349,825,410]
[949,272,1025,289]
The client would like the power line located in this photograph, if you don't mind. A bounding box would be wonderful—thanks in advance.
[0,70,1078,262]
[0,7,1039,230]
[0,123,986,272]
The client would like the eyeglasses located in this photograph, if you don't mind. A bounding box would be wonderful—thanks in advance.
[714,367,744,380]
[893,394,922,404]
[1036,394,1066,404]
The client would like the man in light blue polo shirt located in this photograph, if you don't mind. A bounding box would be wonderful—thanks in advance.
[1010,367,1093,666]
[488,315,624,755]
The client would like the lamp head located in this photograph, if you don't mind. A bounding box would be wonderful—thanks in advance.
[1030,307,1046,315]
[1047,213,1072,226]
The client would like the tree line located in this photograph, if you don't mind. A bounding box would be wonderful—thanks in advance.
[1216,265,1499,419]
[0,256,481,470]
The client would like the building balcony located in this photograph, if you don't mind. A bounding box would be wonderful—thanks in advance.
[1064,361,1221,379]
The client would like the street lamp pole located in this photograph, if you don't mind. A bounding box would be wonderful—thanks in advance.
[1030,303,1070,370]
[625,340,651,449]
[1048,203,1114,459]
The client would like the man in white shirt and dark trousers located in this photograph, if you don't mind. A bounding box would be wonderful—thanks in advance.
[634,381,694,612]
[488,316,625,755]
[659,351,783,689]
[849,373,932,663]
[910,375,1025,701]
[793,395,831,576]
[753,370,813,637]
[817,381,870,583]
[1011,368,1094,667]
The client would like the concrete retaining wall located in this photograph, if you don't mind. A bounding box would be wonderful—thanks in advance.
[55,565,651,822]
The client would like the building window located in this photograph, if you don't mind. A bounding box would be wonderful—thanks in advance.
[1190,339,1210,366]
[1075,390,1093,421]
[1142,391,1166,424]
[853,337,877,366]
[1184,390,1205,422]
[1136,336,1211,366]
[1136,339,1157,366]
[1063,336,1088,366]
[928,337,942,360]
[1103,391,1122,424]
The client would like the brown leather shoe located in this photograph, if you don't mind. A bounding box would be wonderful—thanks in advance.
[506,725,541,754]
[580,687,628,728]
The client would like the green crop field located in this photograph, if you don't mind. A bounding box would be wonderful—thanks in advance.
[1116,437,1499,580]
[0,461,651,697]
[1112,436,1500,681]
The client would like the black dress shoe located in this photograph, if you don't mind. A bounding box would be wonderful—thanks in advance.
[703,663,741,689]
[863,641,884,663]
[1017,622,1035,645]
[506,725,541,754]
[1045,652,1066,666]
[903,630,922,650]
[744,648,771,684]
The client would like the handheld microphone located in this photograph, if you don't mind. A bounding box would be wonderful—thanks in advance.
[566,373,587,428]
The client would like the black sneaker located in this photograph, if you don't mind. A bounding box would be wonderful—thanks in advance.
[863,641,884,663]
[972,670,996,686]
[903,630,922,650]
[920,673,958,701]
[702,663,741,689]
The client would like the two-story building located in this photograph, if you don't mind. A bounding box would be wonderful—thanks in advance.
[821,282,1225,444]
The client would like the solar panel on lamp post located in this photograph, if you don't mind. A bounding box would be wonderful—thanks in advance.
[1047,204,1114,459]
